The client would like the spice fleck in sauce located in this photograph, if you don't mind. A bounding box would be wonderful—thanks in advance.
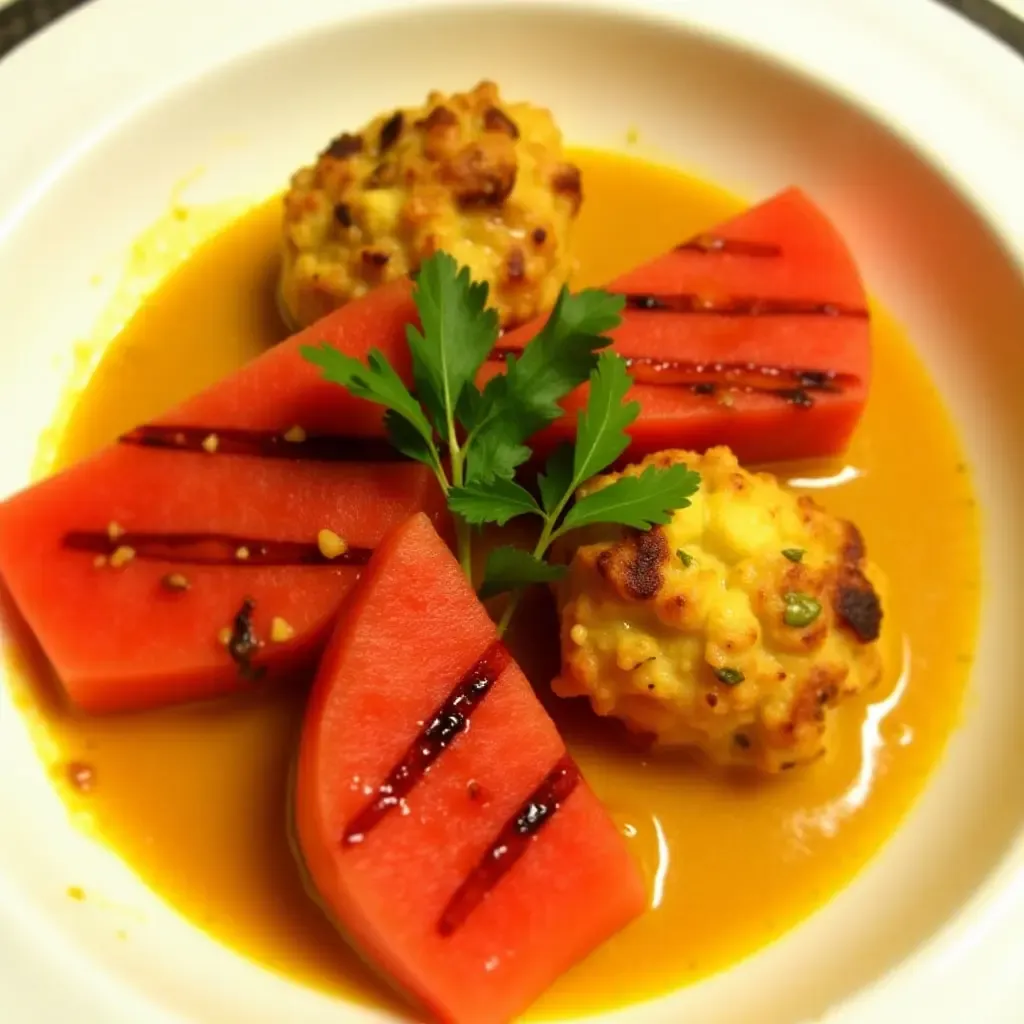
[4,149,980,1020]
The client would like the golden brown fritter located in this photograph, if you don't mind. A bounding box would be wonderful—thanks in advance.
[280,81,581,330]
[553,447,885,773]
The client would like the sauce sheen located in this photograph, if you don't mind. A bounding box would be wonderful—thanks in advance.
[6,148,980,1019]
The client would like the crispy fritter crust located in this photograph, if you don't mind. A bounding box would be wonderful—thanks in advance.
[280,81,580,330]
[554,447,886,773]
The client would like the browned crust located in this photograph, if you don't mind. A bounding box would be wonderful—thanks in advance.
[446,142,517,206]
[835,522,882,642]
[552,163,582,213]
[483,106,520,138]
[416,105,458,131]
[596,527,669,600]
[322,132,363,159]
[361,249,391,268]
[378,111,404,153]
[506,247,525,283]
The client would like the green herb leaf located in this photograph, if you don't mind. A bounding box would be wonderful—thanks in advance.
[562,462,700,532]
[448,478,542,527]
[463,382,534,483]
[405,252,499,435]
[782,548,805,563]
[783,592,822,628]
[538,444,574,514]
[301,344,437,468]
[464,289,623,483]
[384,411,435,464]
[456,381,486,431]
[479,546,567,600]
[504,288,623,427]
[572,351,639,484]
[714,667,745,686]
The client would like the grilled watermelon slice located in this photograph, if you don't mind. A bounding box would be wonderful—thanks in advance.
[0,281,444,712]
[295,513,645,1024]
[492,186,871,464]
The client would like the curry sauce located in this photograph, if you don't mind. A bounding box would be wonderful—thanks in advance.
[5,149,980,1019]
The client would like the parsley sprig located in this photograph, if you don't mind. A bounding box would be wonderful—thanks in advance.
[302,253,700,634]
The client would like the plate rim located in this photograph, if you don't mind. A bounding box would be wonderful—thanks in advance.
[0,1,1023,1022]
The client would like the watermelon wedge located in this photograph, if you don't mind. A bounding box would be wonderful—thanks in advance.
[490,186,871,464]
[94,188,866,481]
[295,513,645,1024]
[0,281,445,712]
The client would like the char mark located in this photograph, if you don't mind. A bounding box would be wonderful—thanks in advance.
[342,641,510,847]
[322,133,363,159]
[676,234,782,257]
[487,347,858,406]
[120,425,406,463]
[63,530,371,567]
[437,754,580,936]
[621,293,869,318]
[226,597,265,681]
[483,106,519,138]
[597,527,669,601]
[378,111,404,153]
[835,522,882,642]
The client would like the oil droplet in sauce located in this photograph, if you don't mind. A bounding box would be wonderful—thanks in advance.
[4,149,979,1019]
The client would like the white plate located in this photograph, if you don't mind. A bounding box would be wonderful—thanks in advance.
[0,1,1023,1021]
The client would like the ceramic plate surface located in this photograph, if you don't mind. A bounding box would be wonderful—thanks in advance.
[0,1,1022,1021]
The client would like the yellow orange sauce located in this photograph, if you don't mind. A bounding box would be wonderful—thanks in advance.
[5,150,980,1019]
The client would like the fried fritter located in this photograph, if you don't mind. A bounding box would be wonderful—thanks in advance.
[554,447,885,773]
[280,81,580,330]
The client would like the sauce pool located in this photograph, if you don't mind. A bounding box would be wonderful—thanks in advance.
[6,149,980,1019]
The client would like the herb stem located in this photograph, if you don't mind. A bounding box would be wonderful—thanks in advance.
[495,594,518,637]
[495,495,568,636]
[430,460,450,497]
[446,420,475,580]
[455,517,473,580]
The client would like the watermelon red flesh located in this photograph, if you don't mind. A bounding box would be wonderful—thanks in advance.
[488,186,871,464]
[296,513,645,1024]
[117,187,866,475]
[0,280,444,713]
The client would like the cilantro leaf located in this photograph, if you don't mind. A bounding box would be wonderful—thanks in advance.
[479,546,567,600]
[538,443,574,514]
[464,289,623,483]
[301,344,437,469]
[405,252,499,437]
[561,463,701,531]
[572,351,640,484]
[448,478,542,526]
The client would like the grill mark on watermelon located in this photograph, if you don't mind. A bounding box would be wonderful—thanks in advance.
[62,530,372,566]
[675,233,782,257]
[487,346,857,406]
[437,754,581,936]
[620,293,869,318]
[343,640,510,847]
[616,358,857,393]
[120,424,404,463]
